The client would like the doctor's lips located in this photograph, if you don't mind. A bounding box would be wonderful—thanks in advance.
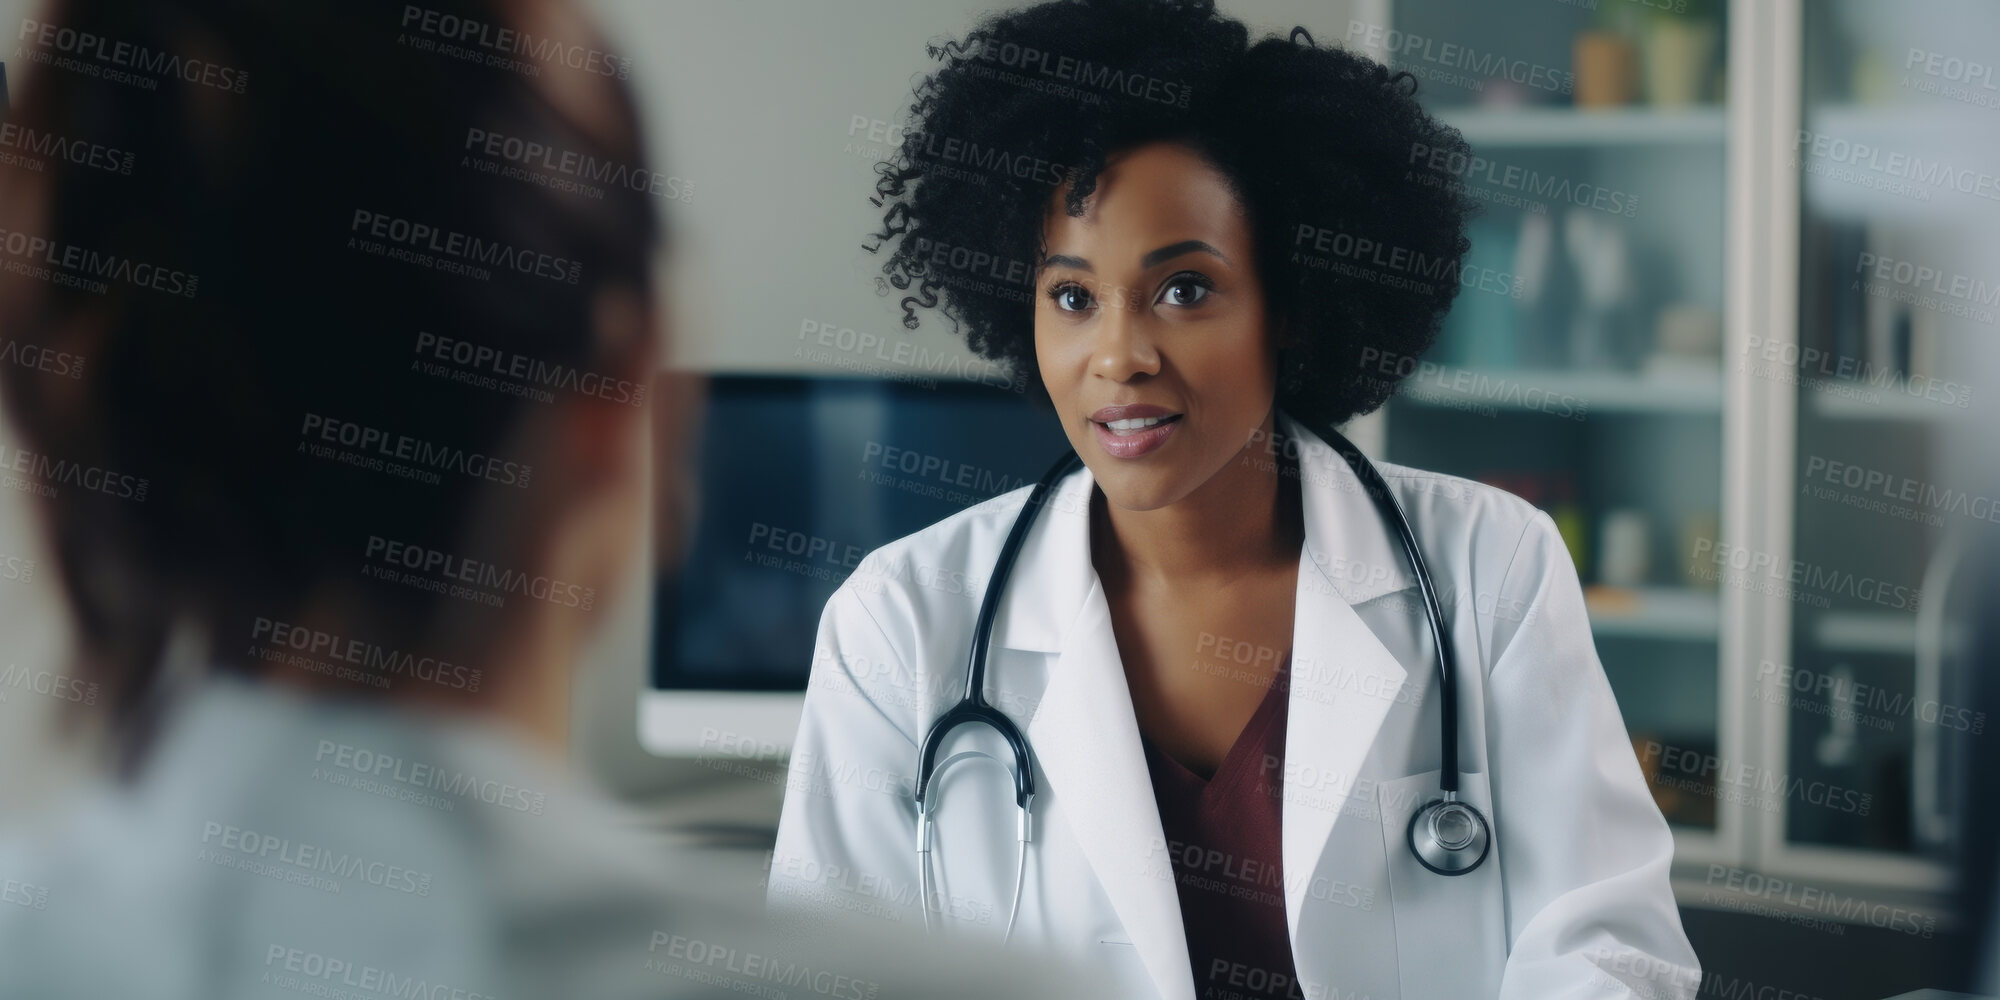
[1089,403,1182,459]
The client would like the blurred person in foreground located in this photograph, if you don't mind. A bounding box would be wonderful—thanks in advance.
[0,1,1105,997]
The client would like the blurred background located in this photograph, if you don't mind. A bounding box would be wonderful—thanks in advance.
[1,1,1995,998]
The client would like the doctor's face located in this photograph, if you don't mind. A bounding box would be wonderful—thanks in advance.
[1034,141,1279,512]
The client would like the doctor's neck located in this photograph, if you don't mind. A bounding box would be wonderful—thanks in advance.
[1089,411,1304,586]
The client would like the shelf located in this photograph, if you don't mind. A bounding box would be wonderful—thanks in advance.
[1437,106,1726,148]
[1586,586,1720,641]
[1797,104,1993,216]
[1808,380,1967,422]
[1810,610,1966,657]
[1394,368,1723,415]
[1812,611,1915,654]
[1807,104,1989,144]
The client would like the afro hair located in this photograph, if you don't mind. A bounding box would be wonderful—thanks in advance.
[866,0,1478,428]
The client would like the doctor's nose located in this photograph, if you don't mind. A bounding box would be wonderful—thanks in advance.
[1089,290,1162,383]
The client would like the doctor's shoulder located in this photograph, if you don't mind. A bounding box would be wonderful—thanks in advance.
[1370,460,1576,652]
[805,483,1042,734]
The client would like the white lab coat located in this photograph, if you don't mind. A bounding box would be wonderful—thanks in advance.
[768,412,1701,1000]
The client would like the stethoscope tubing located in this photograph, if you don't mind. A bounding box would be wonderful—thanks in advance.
[913,415,1486,940]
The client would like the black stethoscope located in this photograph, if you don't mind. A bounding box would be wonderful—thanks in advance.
[913,418,1490,941]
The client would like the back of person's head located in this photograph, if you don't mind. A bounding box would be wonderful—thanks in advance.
[0,0,661,771]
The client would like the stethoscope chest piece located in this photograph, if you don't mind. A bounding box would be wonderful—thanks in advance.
[1407,795,1491,876]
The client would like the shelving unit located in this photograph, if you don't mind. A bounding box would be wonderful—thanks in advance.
[1377,0,1983,925]
[1376,0,1741,872]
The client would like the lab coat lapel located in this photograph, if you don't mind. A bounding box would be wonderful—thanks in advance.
[1275,415,1412,958]
[1279,558,1409,945]
[997,463,1196,1000]
[1028,587,1197,1000]
[998,420,1415,1000]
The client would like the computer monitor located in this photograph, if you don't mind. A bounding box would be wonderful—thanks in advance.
[639,374,1070,756]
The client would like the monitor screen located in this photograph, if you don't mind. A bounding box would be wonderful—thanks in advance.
[651,374,1072,692]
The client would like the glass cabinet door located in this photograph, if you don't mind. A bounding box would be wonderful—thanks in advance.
[1371,0,1733,849]
[1763,0,1996,890]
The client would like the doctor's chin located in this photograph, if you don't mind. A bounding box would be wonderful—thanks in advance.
[0,2,1995,1000]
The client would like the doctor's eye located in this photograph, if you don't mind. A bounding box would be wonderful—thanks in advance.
[1047,281,1095,313]
[1156,271,1213,308]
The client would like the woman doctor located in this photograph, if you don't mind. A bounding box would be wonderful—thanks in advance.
[769,2,1701,998]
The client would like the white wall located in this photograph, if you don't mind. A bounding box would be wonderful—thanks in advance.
[590,0,1365,374]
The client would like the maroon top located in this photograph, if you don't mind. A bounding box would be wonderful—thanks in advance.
[1139,655,1302,1000]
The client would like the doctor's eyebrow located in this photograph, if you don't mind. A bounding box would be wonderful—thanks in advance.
[1039,239,1230,274]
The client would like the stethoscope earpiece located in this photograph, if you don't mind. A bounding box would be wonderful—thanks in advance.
[1407,796,1491,876]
